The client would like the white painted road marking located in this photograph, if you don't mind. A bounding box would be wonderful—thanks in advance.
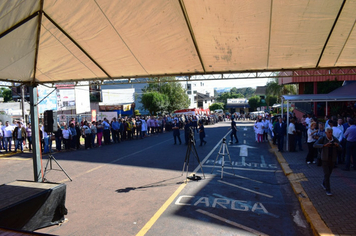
[218,180,273,198]
[261,155,266,165]
[196,209,269,236]
[229,144,257,156]
[217,170,263,183]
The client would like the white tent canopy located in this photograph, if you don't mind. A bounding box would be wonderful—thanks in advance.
[1,0,356,84]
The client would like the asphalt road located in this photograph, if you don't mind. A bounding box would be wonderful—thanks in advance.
[0,120,313,236]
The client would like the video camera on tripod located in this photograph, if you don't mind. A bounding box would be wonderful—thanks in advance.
[189,127,195,142]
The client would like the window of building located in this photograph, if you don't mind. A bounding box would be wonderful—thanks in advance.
[187,91,192,95]
[187,84,191,90]
[193,90,197,94]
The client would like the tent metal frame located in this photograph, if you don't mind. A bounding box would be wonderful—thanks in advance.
[280,93,356,151]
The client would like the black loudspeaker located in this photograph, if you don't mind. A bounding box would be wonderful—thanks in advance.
[0,180,67,231]
[44,110,58,133]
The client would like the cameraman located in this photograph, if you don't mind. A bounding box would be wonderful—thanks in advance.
[314,127,342,196]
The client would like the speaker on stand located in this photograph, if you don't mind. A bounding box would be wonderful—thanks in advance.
[44,110,58,133]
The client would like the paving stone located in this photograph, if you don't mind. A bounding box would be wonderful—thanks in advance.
[279,142,356,235]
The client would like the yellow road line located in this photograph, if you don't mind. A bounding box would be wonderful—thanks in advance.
[136,182,187,236]
[137,131,232,236]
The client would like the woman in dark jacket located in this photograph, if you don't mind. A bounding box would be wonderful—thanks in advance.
[314,127,342,196]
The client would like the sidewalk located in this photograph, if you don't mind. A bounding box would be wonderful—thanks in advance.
[271,140,356,236]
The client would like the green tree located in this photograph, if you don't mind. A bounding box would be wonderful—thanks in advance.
[0,88,13,102]
[140,92,169,115]
[209,102,224,111]
[266,95,278,107]
[142,77,189,113]
[230,87,238,94]
[248,95,261,111]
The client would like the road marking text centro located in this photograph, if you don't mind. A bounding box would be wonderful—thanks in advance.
[175,195,268,214]
[205,159,277,168]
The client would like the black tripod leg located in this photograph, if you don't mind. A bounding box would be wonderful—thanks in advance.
[43,157,51,180]
[191,142,205,178]
[182,143,191,175]
[211,144,223,173]
[225,145,236,176]
[50,155,72,181]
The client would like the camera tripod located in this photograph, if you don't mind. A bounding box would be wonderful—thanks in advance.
[43,153,72,181]
[182,128,205,181]
[211,138,235,179]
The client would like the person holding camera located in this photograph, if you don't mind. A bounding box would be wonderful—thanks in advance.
[314,127,342,196]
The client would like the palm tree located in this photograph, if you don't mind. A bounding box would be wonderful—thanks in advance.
[266,78,297,102]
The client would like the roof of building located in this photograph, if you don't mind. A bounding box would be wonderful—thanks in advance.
[282,82,356,102]
[255,86,267,95]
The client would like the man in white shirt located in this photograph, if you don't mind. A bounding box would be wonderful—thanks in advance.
[3,121,14,152]
[329,120,343,166]
[288,118,297,152]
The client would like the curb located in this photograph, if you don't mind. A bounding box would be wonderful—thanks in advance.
[269,140,334,236]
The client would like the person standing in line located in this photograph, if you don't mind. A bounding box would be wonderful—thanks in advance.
[62,125,72,150]
[343,119,356,171]
[295,119,304,151]
[96,120,103,147]
[0,121,3,151]
[306,122,318,164]
[75,122,82,149]
[54,123,62,152]
[229,116,239,144]
[305,113,312,142]
[288,118,297,152]
[13,122,26,152]
[111,117,120,143]
[329,120,343,167]
[26,123,32,151]
[82,121,92,150]
[198,121,207,146]
[172,119,181,145]
[119,118,124,141]
[90,121,97,148]
[262,117,269,142]
[274,117,286,152]
[3,121,14,152]
[314,127,342,196]
[102,118,111,145]
[135,117,142,139]
[141,117,147,138]
[69,123,77,150]
[254,118,264,143]
[41,124,49,154]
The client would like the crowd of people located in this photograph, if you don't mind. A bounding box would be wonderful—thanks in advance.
[251,110,356,196]
[52,114,219,152]
[0,114,220,154]
[0,120,31,153]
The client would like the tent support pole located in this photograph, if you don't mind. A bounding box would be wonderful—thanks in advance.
[30,86,43,182]
[286,101,289,152]
[326,101,328,116]
[281,98,283,118]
